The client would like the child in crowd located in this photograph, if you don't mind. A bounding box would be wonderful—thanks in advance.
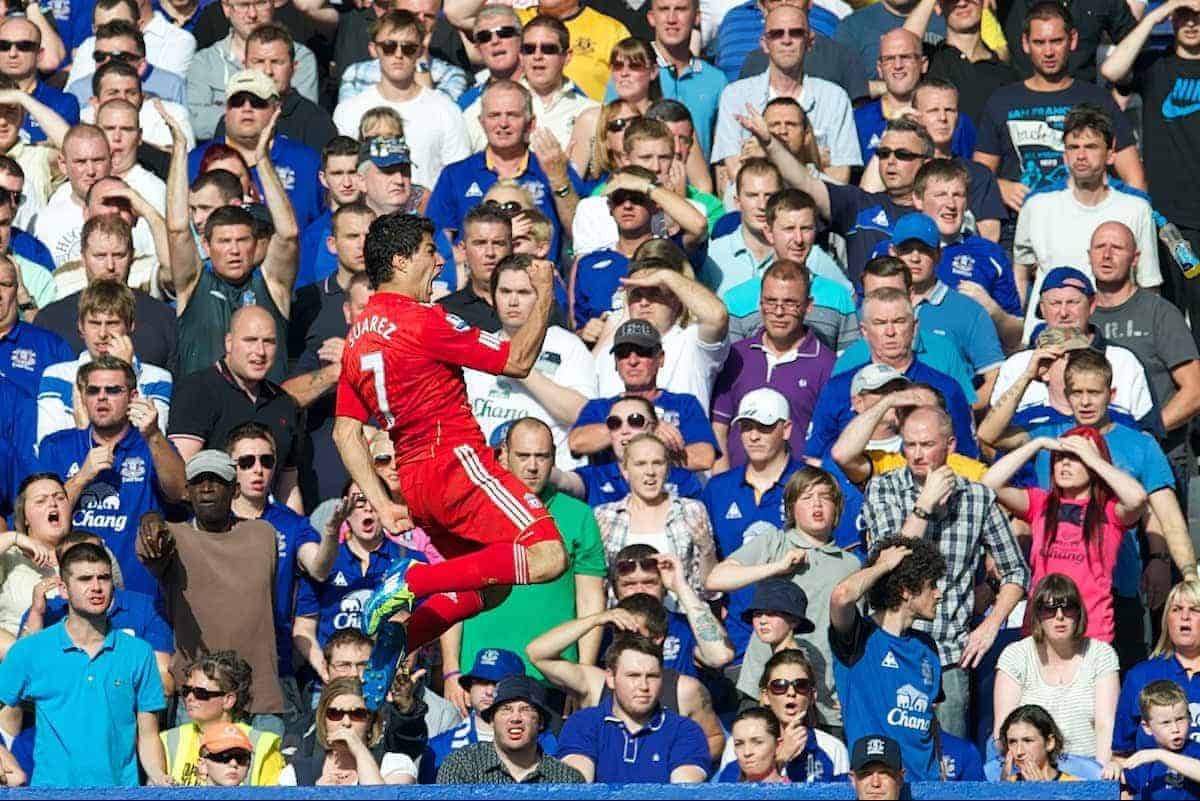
[196,724,253,787]
[997,705,1080,782]
[737,579,814,702]
[1109,679,1200,798]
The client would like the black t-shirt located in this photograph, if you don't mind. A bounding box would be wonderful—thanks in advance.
[975,79,1136,190]
[33,289,179,377]
[1001,0,1136,82]
[1125,52,1200,227]
[924,41,1020,125]
[587,0,652,40]
[168,360,303,470]
[826,183,916,282]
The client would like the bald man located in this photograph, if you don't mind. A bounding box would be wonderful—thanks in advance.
[1091,220,1200,499]
[35,125,113,268]
[854,29,931,162]
[168,305,304,512]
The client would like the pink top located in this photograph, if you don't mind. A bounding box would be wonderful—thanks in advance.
[1022,488,1125,642]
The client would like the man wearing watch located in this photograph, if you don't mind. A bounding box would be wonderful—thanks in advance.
[427,79,582,267]
[862,403,1029,742]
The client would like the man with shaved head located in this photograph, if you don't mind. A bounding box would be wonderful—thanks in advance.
[854,29,931,163]
[168,305,304,512]
[1091,219,1200,501]
[862,400,1028,740]
[35,124,112,268]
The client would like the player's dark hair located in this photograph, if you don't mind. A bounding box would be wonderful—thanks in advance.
[363,213,435,289]
[866,535,946,611]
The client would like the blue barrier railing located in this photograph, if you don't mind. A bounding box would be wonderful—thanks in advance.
[0,781,1118,799]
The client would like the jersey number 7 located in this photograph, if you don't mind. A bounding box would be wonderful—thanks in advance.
[360,351,396,428]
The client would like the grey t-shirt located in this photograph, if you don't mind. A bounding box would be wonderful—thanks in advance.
[728,526,859,726]
[1093,288,1199,452]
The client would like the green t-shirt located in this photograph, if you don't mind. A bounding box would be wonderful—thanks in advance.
[459,489,607,682]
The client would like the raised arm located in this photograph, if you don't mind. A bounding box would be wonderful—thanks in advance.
[621,268,728,345]
[736,103,831,220]
[501,260,556,378]
[27,4,65,74]
[297,500,348,582]
[977,349,1059,449]
[158,99,201,308]
[443,0,487,35]
[705,548,806,593]
[657,553,733,668]
[979,436,1058,517]
[332,416,413,536]
[0,88,68,148]
[1101,0,1181,83]
[525,610,620,700]
[829,544,911,632]
[903,0,936,40]
[830,390,926,485]
[603,172,707,249]
[1059,435,1148,525]
[255,111,300,318]
[548,466,587,499]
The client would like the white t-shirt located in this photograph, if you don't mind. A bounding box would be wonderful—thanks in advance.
[1013,184,1162,341]
[35,185,158,269]
[596,321,730,410]
[333,85,471,188]
[464,326,597,469]
[123,164,167,215]
[989,343,1155,421]
[276,751,418,785]
[67,12,197,85]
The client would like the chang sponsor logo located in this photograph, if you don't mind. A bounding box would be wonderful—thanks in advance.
[887,683,932,732]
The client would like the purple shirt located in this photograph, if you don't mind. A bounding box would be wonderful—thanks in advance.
[710,328,836,468]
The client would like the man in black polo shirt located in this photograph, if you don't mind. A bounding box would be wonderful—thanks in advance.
[1002,0,1136,82]
[167,305,304,513]
[34,213,178,375]
[284,202,377,505]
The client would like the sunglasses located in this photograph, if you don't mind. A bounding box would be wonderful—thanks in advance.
[204,749,252,766]
[1036,599,1081,620]
[767,677,813,695]
[227,92,271,110]
[611,58,650,71]
[615,556,659,575]
[521,41,563,55]
[484,199,523,216]
[609,189,652,208]
[474,25,519,44]
[875,147,925,162]
[375,39,421,57]
[613,344,659,361]
[0,188,24,207]
[94,49,137,63]
[235,453,276,470]
[605,412,648,431]
[326,707,371,723]
[180,685,226,701]
[764,26,807,40]
[0,39,37,53]
[84,384,128,397]
[606,116,639,133]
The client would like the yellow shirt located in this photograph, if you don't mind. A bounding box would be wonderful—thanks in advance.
[868,451,989,482]
[517,6,630,100]
[161,721,285,786]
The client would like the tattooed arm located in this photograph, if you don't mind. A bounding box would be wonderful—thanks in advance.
[657,553,734,669]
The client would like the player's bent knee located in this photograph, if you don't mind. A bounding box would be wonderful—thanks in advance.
[525,539,568,584]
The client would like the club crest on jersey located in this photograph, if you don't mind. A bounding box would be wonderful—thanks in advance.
[523,493,543,510]
[445,313,470,331]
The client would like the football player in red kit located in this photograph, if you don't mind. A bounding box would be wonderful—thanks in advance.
[333,214,568,676]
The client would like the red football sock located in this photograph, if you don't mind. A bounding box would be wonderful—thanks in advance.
[405,591,484,651]
[405,542,528,597]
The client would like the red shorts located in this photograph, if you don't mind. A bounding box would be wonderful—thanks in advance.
[399,443,560,561]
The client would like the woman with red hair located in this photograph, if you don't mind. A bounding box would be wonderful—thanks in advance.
[982,426,1149,643]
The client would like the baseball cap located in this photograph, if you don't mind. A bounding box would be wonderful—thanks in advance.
[740,578,815,633]
[890,213,940,250]
[851,734,903,773]
[1032,324,1091,352]
[480,674,551,724]
[460,648,525,688]
[186,450,236,483]
[200,723,253,754]
[731,388,790,427]
[850,363,911,396]
[358,136,412,170]
[610,319,662,353]
[1035,267,1095,318]
[225,69,278,103]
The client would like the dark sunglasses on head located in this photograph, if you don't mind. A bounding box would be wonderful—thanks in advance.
[764,26,808,40]
[606,116,639,133]
[227,92,271,110]
[474,25,519,44]
[236,453,276,470]
[605,412,648,431]
[875,146,925,162]
[84,384,128,397]
[94,49,137,63]
[615,556,659,575]
[0,188,24,207]
[521,41,562,55]
[1036,598,1081,620]
[326,707,371,723]
[375,39,421,57]
[204,749,252,766]
[613,344,658,360]
[0,39,37,53]
[767,677,813,695]
[179,684,226,701]
[484,199,523,216]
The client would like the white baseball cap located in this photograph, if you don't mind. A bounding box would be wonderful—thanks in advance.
[731,388,790,426]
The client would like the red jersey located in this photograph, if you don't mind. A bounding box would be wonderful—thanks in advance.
[335,292,511,465]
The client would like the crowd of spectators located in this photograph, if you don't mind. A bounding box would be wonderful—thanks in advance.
[0,0,1196,793]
